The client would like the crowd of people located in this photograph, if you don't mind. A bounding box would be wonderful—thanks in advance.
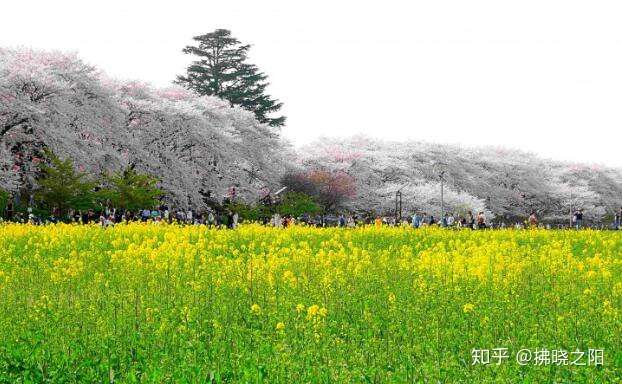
[268,207,622,230]
[392,208,621,230]
[1,205,240,229]
[2,201,622,231]
[403,210,490,229]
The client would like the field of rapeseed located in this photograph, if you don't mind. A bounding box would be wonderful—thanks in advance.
[0,223,620,383]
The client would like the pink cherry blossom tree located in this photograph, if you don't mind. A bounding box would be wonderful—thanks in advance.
[1,48,289,209]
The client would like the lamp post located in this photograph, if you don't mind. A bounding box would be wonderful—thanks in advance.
[395,190,402,223]
[432,162,447,223]
[440,170,445,221]
[486,196,491,226]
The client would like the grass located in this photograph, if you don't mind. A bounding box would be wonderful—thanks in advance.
[0,223,620,382]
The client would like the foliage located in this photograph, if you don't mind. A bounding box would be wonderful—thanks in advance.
[0,224,620,382]
[282,171,356,212]
[276,191,321,217]
[0,188,7,217]
[35,151,96,215]
[2,47,621,221]
[297,136,622,222]
[99,167,162,211]
[223,201,265,222]
[0,47,288,209]
[176,29,285,127]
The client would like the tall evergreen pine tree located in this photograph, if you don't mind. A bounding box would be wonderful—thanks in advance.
[176,29,285,127]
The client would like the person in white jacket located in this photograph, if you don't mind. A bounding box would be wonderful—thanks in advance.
[232,212,239,228]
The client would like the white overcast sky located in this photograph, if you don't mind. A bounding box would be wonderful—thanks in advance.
[3,0,622,166]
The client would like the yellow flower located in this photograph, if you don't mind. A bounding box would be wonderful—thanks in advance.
[583,288,592,295]
[250,303,261,315]
[388,293,396,304]
[602,300,618,317]
[307,304,320,317]
[463,303,475,313]
[586,270,597,279]
[275,322,285,331]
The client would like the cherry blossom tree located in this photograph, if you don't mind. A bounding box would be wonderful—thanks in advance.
[282,169,356,212]
[0,48,128,199]
[297,136,622,222]
[0,48,289,209]
[2,47,620,221]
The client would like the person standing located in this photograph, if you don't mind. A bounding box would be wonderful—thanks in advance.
[339,214,346,227]
[347,216,355,228]
[232,211,239,229]
[186,209,193,224]
[141,208,150,222]
[477,212,486,229]
[87,209,97,224]
[374,216,382,228]
[441,213,450,227]
[411,212,421,228]
[528,211,538,228]
[614,207,622,229]
[446,213,455,227]
[314,214,322,228]
[5,198,14,221]
[207,209,215,227]
[467,211,475,229]
[573,209,583,229]
[273,212,282,228]
[163,208,170,222]
[226,210,234,229]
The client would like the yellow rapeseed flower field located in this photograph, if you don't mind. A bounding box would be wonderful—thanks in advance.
[0,223,620,382]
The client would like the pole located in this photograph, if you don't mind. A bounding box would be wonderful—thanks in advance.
[399,191,402,222]
[487,196,491,226]
[570,190,572,228]
[440,171,445,222]
[395,191,398,223]
[184,183,188,211]
[394,191,399,222]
